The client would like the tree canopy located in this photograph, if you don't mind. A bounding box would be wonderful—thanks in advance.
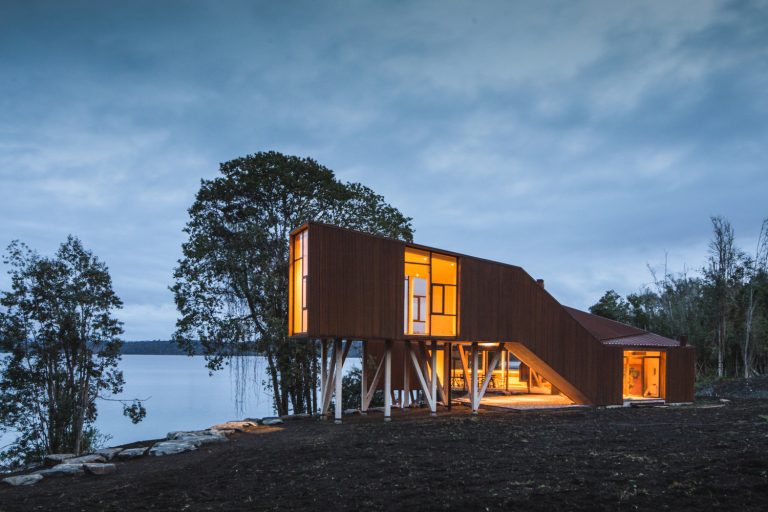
[0,237,144,468]
[172,151,413,415]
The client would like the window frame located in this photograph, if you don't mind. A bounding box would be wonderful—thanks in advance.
[403,247,459,337]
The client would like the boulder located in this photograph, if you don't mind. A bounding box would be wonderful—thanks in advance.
[343,408,359,416]
[210,421,256,432]
[116,447,148,459]
[149,441,198,456]
[3,474,44,486]
[43,453,75,467]
[83,463,117,476]
[37,463,85,477]
[261,417,283,426]
[95,447,123,461]
[67,454,106,464]
[167,429,228,446]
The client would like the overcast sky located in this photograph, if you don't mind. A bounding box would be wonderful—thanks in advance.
[1,0,766,340]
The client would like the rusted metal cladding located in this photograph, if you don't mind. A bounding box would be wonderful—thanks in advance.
[295,222,688,406]
[458,257,618,405]
[306,223,403,340]
[665,347,696,402]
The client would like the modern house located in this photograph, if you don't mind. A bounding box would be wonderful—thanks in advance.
[288,222,695,422]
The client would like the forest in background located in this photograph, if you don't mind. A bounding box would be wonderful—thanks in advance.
[589,216,768,379]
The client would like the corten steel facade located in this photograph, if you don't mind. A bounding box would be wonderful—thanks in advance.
[288,222,696,421]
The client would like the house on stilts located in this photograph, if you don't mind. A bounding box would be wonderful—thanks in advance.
[288,222,696,422]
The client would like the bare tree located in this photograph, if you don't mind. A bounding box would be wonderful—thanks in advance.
[707,216,740,378]
[743,218,768,378]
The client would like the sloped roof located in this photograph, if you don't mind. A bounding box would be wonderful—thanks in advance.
[601,332,681,348]
[563,306,681,348]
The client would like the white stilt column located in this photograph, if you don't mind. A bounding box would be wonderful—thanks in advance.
[403,341,411,408]
[384,340,392,422]
[471,342,479,415]
[334,339,343,424]
[430,340,437,416]
[320,339,328,417]
[360,340,368,415]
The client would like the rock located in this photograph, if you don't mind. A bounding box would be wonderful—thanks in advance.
[167,429,208,440]
[167,429,228,446]
[210,421,256,432]
[67,454,106,464]
[95,447,123,461]
[343,408,359,416]
[43,453,75,467]
[149,441,198,456]
[3,474,44,486]
[280,413,310,421]
[83,463,117,475]
[261,417,283,426]
[37,463,85,477]
[116,447,148,459]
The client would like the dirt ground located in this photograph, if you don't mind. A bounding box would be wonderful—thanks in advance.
[1,399,767,512]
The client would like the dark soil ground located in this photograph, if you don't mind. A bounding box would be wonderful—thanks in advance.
[2,399,768,511]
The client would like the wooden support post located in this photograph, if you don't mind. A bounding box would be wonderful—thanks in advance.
[471,342,479,414]
[408,345,436,411]
[417,341,447,405]
[403,342,411,408]
[320,339,328,416]
[361,340,368,415]
[503,349,509,392]
[430,340,437,416]
[478,348,502,402]
[321,340,337,417]
[334,339,343,424]
[384,340,392,422]
[458,344,471,391]
[362,353,385,410]
[445,342,452,409]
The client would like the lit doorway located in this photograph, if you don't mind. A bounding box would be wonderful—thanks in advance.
[623,351,664,399]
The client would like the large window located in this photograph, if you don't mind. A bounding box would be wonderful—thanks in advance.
[290,229,308,334]
[623,351,664,399]
[404,247,457,336]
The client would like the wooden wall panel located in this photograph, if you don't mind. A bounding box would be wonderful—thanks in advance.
[459,258,617,405]
[665,347,696,403]
[307,223,403,340]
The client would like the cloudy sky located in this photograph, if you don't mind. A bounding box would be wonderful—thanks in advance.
[1,0,766,339]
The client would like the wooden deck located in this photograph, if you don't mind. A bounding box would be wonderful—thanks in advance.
[456,393,581,411]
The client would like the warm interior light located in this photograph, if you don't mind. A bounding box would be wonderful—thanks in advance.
[404,247,457,336]
[623,350,664,400]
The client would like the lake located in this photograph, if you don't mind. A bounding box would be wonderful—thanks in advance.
[1,354,361,454]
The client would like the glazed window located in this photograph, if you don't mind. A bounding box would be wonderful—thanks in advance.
[404,247,458,336]
[623,351,664,399]
[290,229,308,334]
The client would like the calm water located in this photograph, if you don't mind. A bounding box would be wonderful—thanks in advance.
[1,354,360,453]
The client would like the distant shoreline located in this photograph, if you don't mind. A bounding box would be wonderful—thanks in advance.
[2,340,363,357]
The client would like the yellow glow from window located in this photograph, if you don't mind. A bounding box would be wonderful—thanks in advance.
[623,350,664,399]
[404,247,457,336]
[291,229,308,334]
[431,253,457,285]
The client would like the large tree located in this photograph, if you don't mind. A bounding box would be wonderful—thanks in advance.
[0,237,144,468]
[172,152,412,416]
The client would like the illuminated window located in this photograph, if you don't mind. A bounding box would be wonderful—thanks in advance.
[404,247,458,336]
[623,351,664,399]
[290,229,308,334]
